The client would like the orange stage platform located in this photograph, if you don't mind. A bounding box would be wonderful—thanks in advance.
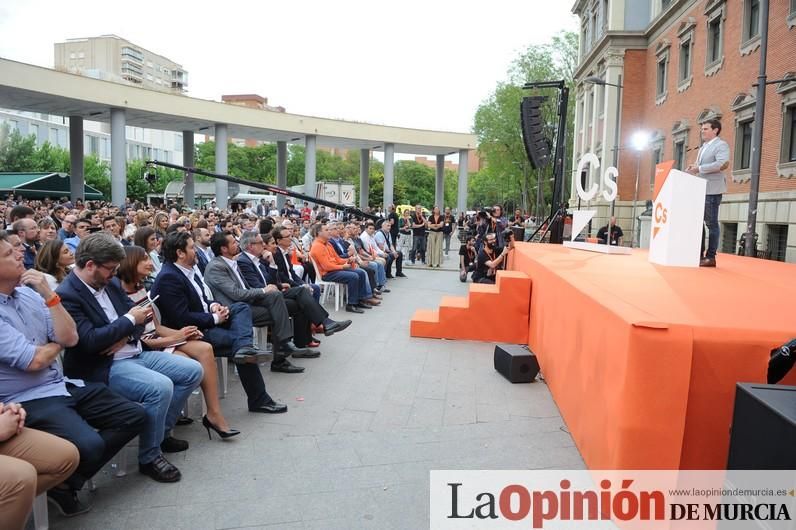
[511,242,796,470]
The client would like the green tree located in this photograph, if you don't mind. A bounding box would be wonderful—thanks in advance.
[0,127,37,171]
[473,30,578,217]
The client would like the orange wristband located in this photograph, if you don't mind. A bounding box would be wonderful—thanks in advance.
[45,294,61,307]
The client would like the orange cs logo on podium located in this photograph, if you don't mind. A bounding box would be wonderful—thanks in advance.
[651,160,675,240]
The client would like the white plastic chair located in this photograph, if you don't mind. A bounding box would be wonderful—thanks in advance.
[310,256,346,311]
[32,493,48,529]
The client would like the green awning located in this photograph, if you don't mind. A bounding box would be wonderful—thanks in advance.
[0,172,105,200]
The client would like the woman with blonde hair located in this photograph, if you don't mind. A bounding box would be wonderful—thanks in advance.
[35,239,74,290]
[117,246,239,439]
[153,212,169,240]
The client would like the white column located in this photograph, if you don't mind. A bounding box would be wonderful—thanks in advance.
[304,135,316,198]
[383,143,395,211]
[110,109,126,207]
[276,141,287,210]
[457,150,469,214]
[359,149,370,209]
[435,154,445,208]
[182,131,195,207]
[214,124,228,210]
[68,116,84,202]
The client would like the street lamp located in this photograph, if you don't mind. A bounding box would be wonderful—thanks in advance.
[584,74,623,243]
[630,131,651,247]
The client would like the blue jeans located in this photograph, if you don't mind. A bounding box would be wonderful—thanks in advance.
[323,269,369,304]
[367,261,387,287]
[108,351,203,464]
[702,194,722,259]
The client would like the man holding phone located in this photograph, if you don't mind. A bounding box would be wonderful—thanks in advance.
[57,233,203,483]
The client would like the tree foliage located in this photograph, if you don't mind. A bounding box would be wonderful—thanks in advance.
[0,125,183,201]
[471,31,578,216]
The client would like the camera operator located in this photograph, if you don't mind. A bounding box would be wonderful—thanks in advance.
[489,205,508,246]
[471,229,514,284]
[458,236,477,282]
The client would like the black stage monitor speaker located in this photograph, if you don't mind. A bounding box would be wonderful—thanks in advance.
[727,383,796,470]
[520,96,551,170]
[494,344,540,384]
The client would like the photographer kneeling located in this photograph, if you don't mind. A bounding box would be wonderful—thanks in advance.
[471,229,513,284]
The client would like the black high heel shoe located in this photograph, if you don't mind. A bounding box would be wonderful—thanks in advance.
[202,415,240,439]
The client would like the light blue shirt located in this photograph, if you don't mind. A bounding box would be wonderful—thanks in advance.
[64,235,81,253]
[0,286,84,403]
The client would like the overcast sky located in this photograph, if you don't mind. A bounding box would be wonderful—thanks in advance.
[0,0,577,135]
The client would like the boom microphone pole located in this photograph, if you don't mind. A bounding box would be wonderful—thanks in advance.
[145,160,379,221]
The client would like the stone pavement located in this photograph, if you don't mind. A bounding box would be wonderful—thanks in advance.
[50,267,583,530]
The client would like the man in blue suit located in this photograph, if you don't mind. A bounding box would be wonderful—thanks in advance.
[150,231,288,413]
[58,233,203,483]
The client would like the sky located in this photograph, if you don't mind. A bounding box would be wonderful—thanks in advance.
[0,0,577,135]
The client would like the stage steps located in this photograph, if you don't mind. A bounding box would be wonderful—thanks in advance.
[410,270,531,343]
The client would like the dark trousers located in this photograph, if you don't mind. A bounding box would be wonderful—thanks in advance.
[702,193,722,259]
[203,302,270,409]
[302,260,317,283]
[282,286,328,347]
[247,291,293,344]
[410,235,426,263]
[385,251,403,276]
[23,382,146,490]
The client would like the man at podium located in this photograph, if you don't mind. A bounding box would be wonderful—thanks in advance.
[597,216,624,246]
[686,119,730,268]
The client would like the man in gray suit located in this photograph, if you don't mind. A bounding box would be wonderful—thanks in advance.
[203,232,310,374]
[687,119,730,267]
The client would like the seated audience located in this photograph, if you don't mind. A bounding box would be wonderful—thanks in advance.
[0,416,79,529]
[117,246,238,439]
[309,223,376,313]
[150,231,288,413]
[206,231,316,369]
[63,218,91,254]
[35,239,75,290]
[58,233,203,483]
[0,230,146,513]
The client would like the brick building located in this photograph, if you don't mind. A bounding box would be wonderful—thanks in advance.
[571,0,796,261]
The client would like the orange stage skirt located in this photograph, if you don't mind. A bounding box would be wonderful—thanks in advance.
[510,242,796,470]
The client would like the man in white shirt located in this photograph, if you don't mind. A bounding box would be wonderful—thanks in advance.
[375,219,405,278]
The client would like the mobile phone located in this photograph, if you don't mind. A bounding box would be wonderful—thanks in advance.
[138,294,160,309]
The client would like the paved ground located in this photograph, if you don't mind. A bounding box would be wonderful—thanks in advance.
[49,265,583,530]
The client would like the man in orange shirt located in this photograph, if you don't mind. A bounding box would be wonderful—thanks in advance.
[310,224,377,314]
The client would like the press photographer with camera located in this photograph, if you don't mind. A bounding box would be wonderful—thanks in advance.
[471,228,514,284]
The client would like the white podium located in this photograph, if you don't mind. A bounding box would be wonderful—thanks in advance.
[648,161,706,267]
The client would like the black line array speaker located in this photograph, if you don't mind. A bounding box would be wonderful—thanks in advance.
[727,383,796,470]
[494,344,539,384]
[520,96,551,170]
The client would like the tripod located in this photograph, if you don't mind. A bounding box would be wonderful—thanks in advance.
[526,202,567,243]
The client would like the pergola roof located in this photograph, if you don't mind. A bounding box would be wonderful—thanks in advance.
[0,58,477,157]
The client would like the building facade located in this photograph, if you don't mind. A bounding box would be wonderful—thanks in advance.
[54,35,188,94]
[572,0,796,261]
[0,35,187,167]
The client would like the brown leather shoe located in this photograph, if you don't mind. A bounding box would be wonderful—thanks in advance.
[364,298,381,305]
[699,257,716,267]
